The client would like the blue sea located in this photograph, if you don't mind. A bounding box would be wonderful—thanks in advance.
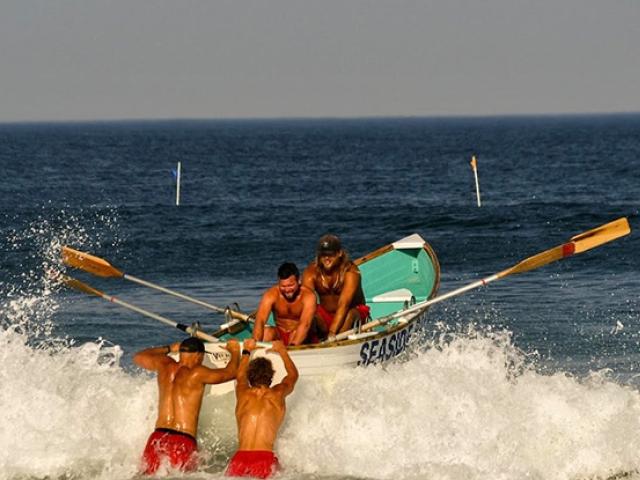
[1,115,639,480]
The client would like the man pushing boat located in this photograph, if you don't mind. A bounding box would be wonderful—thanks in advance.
[134,337,240,474]
[252,262,317,346]
[303,234,370,341]
[226,339,298,479]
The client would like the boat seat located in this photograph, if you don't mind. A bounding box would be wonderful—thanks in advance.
[371,288,415,304]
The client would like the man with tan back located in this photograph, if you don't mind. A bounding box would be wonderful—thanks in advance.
[226,339,298,479]
[134,337,240,475]
[302,234,370,341]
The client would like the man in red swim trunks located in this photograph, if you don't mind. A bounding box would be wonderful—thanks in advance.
[252,262,316,346]
[226,339,298,479]
[302,234,370,342]
[134,337,240,475]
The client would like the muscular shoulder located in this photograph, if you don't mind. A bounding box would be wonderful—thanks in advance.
[344,263,361,280]
[261,285,279,302]
[165,363,198,385]
[302,262,318,277]
[188,364,221,384]
[301,263,318,287]
[157,360,179,377]
[297,285,316,306]
[300,285,315,298]
[346,262,361,274]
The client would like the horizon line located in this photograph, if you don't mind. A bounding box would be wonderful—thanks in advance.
[1,110,640,127]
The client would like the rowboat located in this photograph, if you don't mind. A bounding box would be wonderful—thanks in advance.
[59,218,631,396]
[203,233,441,395]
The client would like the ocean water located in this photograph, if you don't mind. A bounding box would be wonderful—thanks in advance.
[1,115,639,480]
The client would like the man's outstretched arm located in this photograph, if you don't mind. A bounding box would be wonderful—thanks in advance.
[236,338,258,394]
[329,270,360,335]
[290,289,316,346]
[271,341,298,397]
[133,342,179,371]
[252,290,276,341]
[301,264,316,292]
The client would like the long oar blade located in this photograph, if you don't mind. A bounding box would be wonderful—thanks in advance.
[62,246,124,278]
[63,275,105,297]
[571,217,631,254]
[499,217,630,278]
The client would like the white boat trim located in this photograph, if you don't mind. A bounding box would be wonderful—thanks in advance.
[392,233,427,250]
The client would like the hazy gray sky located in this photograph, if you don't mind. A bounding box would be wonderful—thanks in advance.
[1,0,639,121]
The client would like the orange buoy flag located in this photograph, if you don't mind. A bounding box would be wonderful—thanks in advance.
[470,155,481,207]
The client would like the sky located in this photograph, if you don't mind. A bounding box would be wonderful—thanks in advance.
[1,0,639,122]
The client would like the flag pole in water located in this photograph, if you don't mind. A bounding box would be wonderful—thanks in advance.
[176,161,181,206]
[470,155,481,207]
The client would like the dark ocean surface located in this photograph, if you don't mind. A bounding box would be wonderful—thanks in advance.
[1,115,639,480]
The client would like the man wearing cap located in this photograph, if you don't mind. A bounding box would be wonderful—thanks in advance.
[302,234,370,342]
[134,337,240,474]
[252,262,317,346]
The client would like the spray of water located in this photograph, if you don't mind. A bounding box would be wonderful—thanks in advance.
[1,206,121,347]
[0,207,157,479]
[0,328,156,479]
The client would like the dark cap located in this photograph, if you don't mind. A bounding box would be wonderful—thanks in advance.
[316,234,342,255]
[179,337,205,353]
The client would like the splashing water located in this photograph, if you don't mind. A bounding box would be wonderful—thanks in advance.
[277,330,640,480]
[0,207,160,479]
[3,317,640,479]
[0,328,155,479]
[1,206,121,346]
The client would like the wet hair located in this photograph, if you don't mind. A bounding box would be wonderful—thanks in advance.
[277,262,299,280]
[247,357,275,387]
[179,337,205,353]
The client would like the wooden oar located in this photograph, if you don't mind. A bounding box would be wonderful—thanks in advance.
[57,273,220,343]
[330,217,631,343]
[62,246,249,322]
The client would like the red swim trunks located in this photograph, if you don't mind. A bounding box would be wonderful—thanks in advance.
[225,450,280,479]
[141,428,198,475]
[276,327,293,346]
[316,304,371,331]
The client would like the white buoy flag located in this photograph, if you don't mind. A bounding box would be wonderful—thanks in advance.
[175,161,181,206]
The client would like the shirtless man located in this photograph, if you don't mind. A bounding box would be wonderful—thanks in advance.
[302,234,370,341]
[226,339,298,479]
[134,337,240,475]
[252,262,316,346]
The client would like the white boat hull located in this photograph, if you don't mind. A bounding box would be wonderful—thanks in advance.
[203,232,440,396]
[203,309,429,396]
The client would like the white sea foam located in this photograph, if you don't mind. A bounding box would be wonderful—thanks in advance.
[0,327,155,479]
[278,330,640,480]
[3,320,640,480]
